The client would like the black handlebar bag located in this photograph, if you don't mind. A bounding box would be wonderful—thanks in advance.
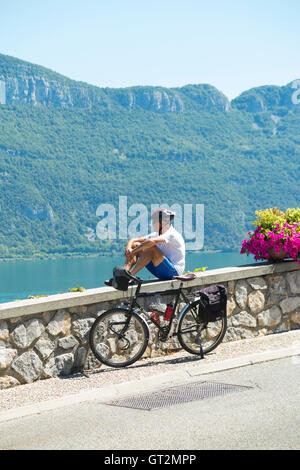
[194,284,227,322]
[112,266,131,291]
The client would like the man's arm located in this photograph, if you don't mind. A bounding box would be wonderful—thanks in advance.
[125,237,147,256]
[129,236,166,256]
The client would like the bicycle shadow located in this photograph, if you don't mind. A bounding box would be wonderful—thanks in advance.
[62,350,217,382]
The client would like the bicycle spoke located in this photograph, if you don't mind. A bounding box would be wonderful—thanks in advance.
[177,308,226,355]
[90,309,149,367]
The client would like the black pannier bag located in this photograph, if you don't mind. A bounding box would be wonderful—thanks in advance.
[194,284,227,322]
[112,266,131,291]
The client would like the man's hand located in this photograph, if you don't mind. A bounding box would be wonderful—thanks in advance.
[130,239,155,255]
[124,236,165,261]
[125,238,135,257]
[125,246,133,257]
[125,238,146,258]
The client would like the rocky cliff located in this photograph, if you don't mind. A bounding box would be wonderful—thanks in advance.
[0,54,106,108]
[0,53,229,113]
[231,80,300,113]
[1,53,299,115]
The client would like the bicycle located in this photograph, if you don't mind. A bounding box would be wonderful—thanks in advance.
[89,271,227,368]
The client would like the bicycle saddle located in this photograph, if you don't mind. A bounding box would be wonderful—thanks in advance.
[172,273,197,281]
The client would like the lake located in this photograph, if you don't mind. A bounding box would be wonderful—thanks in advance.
[0,251,258,304]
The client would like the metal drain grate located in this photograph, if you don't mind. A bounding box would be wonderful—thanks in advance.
[106,381,253,411]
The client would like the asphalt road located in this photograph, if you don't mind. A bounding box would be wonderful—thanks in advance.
[0,356,299,450]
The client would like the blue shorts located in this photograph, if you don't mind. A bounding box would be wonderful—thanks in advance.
[146,257,178,280]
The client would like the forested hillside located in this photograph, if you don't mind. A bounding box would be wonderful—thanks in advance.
[0,53,299,259]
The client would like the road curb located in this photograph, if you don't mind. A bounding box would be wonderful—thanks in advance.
[0,343,299,424]
[186,345,300,376]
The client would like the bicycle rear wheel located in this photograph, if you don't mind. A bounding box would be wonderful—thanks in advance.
[177,304,227,356]
[89,308,149,368]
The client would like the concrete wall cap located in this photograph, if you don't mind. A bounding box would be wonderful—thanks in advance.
[0,260,299,321]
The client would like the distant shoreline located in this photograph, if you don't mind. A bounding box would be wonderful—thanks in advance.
[0,248,234,263]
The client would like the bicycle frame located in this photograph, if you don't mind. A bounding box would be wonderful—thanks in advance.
[125,280,195,340]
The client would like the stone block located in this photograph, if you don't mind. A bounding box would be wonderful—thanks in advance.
[226,295,237,316]
[257,306,282,328]
[248,290,265,314]
[231,311,257,328]
[73,346,88,371]
[11,351,43,383]
[12,319,44,349]
[287,271,300,294]
[0,348,17,370]
[227,280,235,294]
[247,277,268,290]
[34,336,56,360]
[0,320,9,341]
[268,275,287,295]
[291,311,300,325]
[58,335,79,350]
[224,327,254,341]
[43,353,74,378]
[47,310,71,337]
[279,297,300,314]
[72,318,95,343]
[0,375,20,390]
[235,280,249,309]
[265,293,281,308]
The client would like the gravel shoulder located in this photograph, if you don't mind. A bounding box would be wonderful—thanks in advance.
[0,329,299,412]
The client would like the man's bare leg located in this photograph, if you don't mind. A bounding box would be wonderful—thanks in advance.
[124,254,138,271]
[130,246,165,276]
[124,242,141,271]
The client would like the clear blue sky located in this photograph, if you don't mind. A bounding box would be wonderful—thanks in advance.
[1,0,299,99]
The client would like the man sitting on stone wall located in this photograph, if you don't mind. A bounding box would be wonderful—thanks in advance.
[106,209,186,288]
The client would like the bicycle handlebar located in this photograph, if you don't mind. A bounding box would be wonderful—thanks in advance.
[125,270,142,284]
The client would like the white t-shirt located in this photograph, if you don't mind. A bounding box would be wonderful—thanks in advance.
[143,225,185,275]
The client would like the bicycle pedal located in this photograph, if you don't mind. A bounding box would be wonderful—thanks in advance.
[158,326,169,342]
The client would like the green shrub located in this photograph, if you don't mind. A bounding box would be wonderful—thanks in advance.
[253,207,286,234]
[68,286,86,292]
[285,208,300,225]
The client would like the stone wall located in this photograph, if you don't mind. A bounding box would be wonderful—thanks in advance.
[0,261,299,389]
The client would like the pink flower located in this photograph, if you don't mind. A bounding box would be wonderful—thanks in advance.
[241,223,300,263]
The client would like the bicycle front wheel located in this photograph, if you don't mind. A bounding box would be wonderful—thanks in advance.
[89,308,149,368]
[177,304,227,356]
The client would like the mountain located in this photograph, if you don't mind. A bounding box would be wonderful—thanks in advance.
[231,81,300,112]
[0,54,229,112]
[0,53,299,260]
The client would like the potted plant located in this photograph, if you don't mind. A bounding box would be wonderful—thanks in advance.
[241,207,300,263]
